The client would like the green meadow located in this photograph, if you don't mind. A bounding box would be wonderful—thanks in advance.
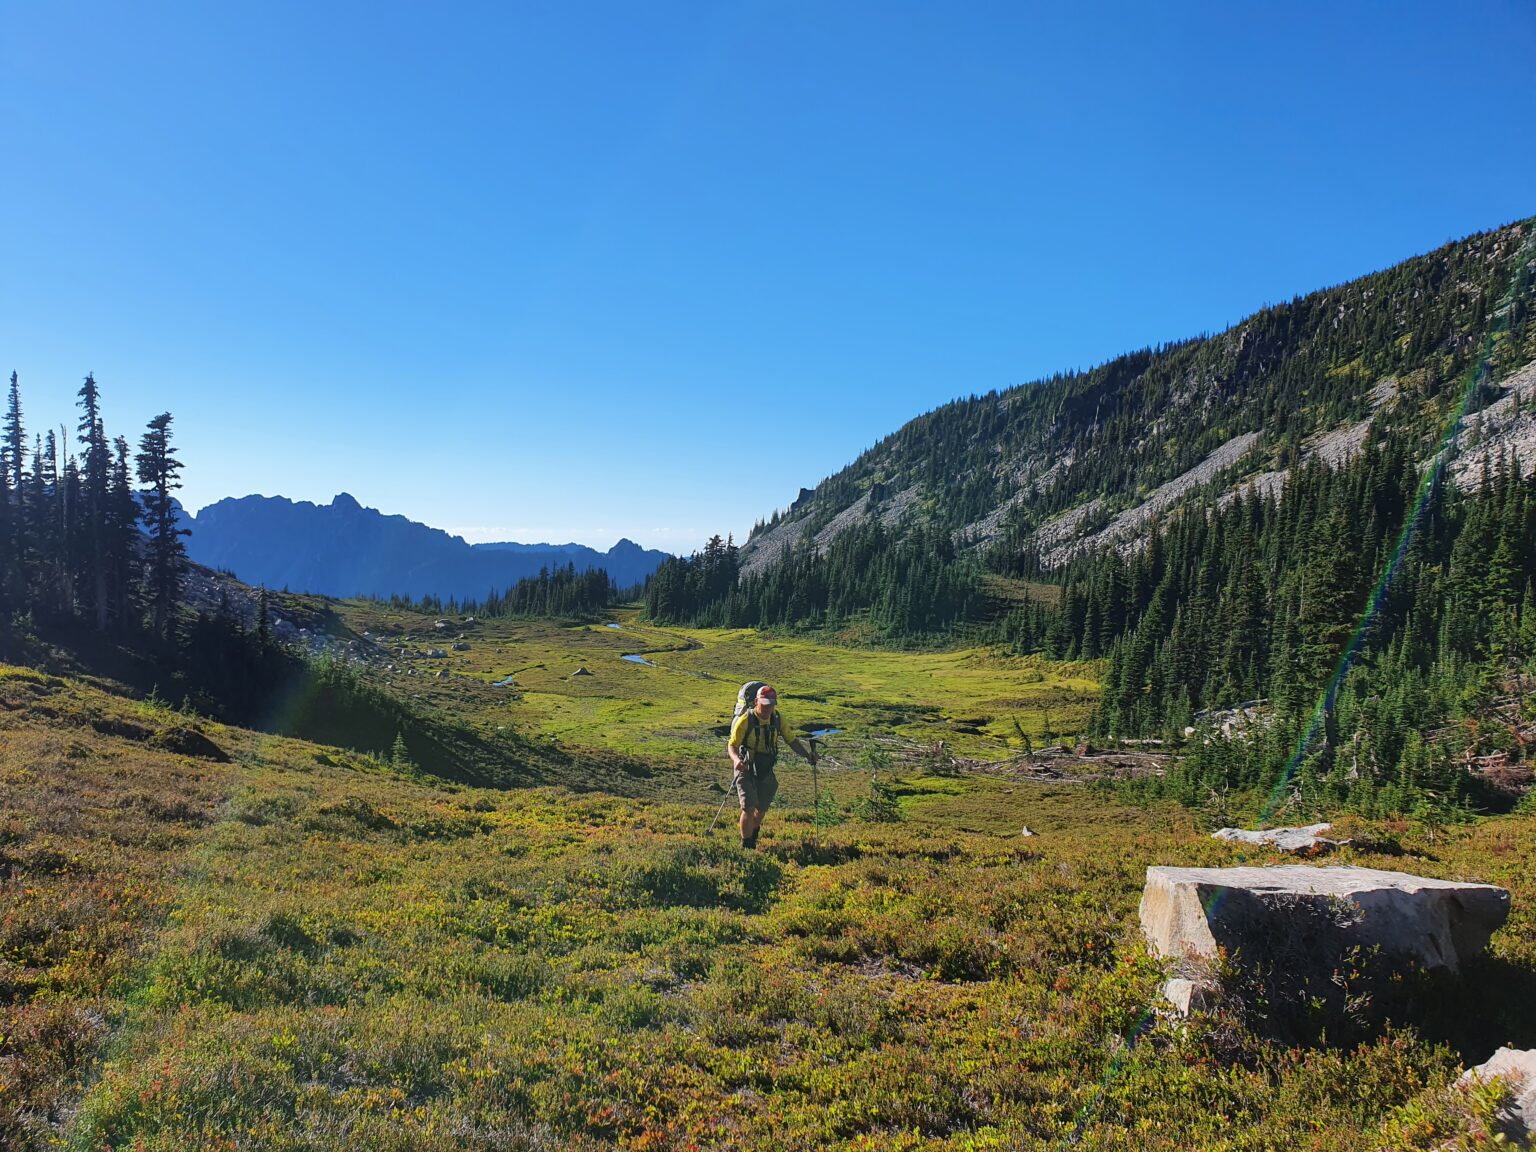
[336,605,1098,782]
[4,611,1534,1150]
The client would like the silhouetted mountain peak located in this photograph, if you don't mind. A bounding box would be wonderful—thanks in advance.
[182,496,672,599]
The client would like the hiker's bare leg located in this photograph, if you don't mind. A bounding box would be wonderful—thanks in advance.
[740,806,764,846]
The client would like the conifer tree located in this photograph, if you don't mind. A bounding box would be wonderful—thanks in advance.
[135,412,189,640]
[4,371,23,494]
[76,376,112,629]
[0,375,27,616]
[391,731,412,769]
[107,436,140,631]
[0,453,11,628]
[28,432,59,613]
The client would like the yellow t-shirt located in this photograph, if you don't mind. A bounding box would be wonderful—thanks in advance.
[729,708,793,756]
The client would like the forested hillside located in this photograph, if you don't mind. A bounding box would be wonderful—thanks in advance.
[743,218,1534,567]
[647,219,1536,816]
[0,371,189,646]
[1051,438,1536,816]
[0,373,571,788]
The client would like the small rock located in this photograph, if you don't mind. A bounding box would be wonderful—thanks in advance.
[1019,826,1035,837]
[1162,977,1219,1015]
[1458,1047,1536,1141]
[1211,823,1348,854]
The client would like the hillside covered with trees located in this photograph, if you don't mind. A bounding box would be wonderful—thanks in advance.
[0,373,574,788]
[646,219,1536,817]
[1,371,190,647]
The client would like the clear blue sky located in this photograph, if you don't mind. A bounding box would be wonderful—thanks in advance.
[3,2,1533,553]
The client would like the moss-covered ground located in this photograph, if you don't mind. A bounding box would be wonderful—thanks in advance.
[3,618,1534,1149]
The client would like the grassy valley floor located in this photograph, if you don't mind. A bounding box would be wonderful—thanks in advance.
[332,605,1099,788]
[3,615,1535,1149]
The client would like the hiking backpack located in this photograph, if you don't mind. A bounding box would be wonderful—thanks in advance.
[733,681,768,724]
[731,681,778,765]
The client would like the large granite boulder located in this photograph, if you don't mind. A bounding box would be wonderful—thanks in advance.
[1140,865,1509,974]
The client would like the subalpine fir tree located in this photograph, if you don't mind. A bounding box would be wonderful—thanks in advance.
[0,382,27,617]
[0,454,12,629]
[27,432,60,614]
[135,412,189,640]
[4,371,23,494]
[107,437,141,632]
[77,376,115,629]
[391,731,413,769]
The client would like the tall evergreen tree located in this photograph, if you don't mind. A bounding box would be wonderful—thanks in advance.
[4,371,23,494]
[76,375,112,629]
[135,412,189,639]
[0,448,12,629]
[107,436,141,631]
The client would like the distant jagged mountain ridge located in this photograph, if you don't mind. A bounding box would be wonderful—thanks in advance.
[739,218,1536,576]
[183,493,669,600]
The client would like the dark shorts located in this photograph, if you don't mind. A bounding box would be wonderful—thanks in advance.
[735,759,779,812]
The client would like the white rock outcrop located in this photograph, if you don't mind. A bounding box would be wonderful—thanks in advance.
[1139,865,1509,973]
[1210,823,1347,854]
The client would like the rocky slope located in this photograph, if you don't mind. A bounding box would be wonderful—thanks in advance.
[738,218,1536,574]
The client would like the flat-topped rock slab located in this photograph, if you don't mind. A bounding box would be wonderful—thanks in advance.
[1140,864,1509,974]
[1211,823,1346,854]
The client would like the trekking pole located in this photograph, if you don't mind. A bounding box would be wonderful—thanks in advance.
[707,751,748,836]
[706,785,733,836]
[810,736,821,849]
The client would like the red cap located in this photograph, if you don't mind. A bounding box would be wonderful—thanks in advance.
[756,685,777,702]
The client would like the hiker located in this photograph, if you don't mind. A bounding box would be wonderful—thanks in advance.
[727,683,816,849]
